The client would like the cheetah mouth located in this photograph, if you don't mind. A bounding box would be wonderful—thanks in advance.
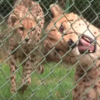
[78,34,96,54]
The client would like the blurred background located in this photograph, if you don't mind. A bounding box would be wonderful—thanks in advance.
[0,0,100,27]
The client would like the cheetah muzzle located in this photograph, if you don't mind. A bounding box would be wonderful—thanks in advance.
[68,34,96,54]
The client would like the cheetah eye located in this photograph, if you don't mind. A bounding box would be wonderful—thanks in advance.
[19,27,24,31]
[59,24,64,33]
[30,28,35,31]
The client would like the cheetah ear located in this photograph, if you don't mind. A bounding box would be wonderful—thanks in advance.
[50,4,64,17]
[7,15,18,27]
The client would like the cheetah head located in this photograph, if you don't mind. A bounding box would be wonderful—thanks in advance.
[44,4,100,63]
[8,15,38,45]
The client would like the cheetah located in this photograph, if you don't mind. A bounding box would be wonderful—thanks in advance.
[7,0,44,93]
[43,4,100,100]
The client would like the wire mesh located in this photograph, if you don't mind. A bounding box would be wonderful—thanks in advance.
[0,0,100,100]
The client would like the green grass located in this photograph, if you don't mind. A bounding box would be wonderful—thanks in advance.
[0,63,75,100]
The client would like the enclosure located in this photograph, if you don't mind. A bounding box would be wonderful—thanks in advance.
[0,0,100,100]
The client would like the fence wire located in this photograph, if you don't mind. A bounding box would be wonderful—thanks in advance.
[0,0,100,100]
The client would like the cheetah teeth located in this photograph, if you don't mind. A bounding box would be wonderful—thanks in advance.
[84,37,90,42]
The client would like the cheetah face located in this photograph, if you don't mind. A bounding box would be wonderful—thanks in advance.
[8,16,37,44]
[44,4,100,62]
[45,16,96,56]
[14,18,37,44]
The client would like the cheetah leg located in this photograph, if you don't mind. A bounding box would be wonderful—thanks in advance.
[73,87,99,100]
[36,57,44,74]
[36,65,44,74]
[72,85,83,100]
[72,82,99,100]
[18,59,32,93]
[31,52,44,74]
[9,55,17,93]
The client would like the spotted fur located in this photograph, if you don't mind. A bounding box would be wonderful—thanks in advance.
[7,0,44,93]
[43,4,100,100]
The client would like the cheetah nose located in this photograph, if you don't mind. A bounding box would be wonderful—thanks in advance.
[68,39,76,49]
[25,38,29,42]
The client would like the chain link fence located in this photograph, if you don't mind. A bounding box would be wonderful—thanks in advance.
[0,0,100,100]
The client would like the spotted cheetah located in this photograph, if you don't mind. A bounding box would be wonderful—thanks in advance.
[43,4,100,100]
[7,0,44,93]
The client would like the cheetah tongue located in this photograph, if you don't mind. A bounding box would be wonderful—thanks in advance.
[78,38,94,53]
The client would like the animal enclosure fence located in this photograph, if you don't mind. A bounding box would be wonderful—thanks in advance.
[0,0,100,100]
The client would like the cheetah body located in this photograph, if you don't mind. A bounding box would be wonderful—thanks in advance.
[7,0,44,93]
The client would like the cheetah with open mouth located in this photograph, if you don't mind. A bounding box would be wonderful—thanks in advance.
[43,4,100,100]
